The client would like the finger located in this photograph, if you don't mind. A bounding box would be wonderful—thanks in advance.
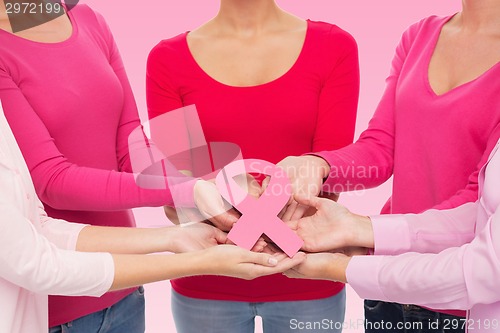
[293,195,323,209]
[281,200,299,222]
[251,239,268,252]
[261,243,280,255]
[248,184,263,199]
[209,210,239,231]
[289,204,310,221]
[284,218,299,231]
[213,228,228,244]
[258,252,307,273]
[243,251,282,267]
[278,206,287,219]
[271,252,289,262]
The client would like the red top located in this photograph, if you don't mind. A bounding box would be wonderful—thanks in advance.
[147,20,359,301]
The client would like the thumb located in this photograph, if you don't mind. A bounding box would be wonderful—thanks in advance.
[284,218,299,231]
[246,251,280,267]
[294,194,325,211]
[213,228,228,244]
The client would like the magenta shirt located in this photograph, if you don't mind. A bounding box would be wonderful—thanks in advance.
[0,5,190,326]
[316,15,500,316]
[318,15,500,215]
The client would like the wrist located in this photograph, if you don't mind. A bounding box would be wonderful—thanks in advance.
[327,253,350,283]
[303,155,331,180]
[195,248,219,275]
[348,214,374,249]
[162,226,180,253]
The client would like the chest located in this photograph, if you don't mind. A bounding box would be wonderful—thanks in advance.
[395,35,500,143]
[428,29,500,96]
[186,29,306,87]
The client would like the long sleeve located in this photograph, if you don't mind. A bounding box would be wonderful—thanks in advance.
[314,23,415,191]
[0,13,197,211]
[312,27,359,153]
[347,206,500,310]
[371,202,477,255]
[0,205,114,297]
[0,143,114,296]
[0,73,174,210]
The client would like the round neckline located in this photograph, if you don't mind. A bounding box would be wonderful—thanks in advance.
[424,13,500,98]
[0,4,78,47]
[183,20,311,89]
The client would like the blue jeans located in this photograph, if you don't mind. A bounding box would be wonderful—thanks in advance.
[172,289,346,333]
[48,287,145,333]
[364,300,465,333]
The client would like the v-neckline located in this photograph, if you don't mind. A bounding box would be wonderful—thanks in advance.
[425,14,500,97]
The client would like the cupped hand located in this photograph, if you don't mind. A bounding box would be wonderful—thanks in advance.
[193,174,264,231]
[202,245,306,280]
[193,180,240,231]
[169,222,228,253]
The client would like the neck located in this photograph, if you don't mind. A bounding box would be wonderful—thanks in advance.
[460,0,500,33]
[0,0,7,19]
[215,0,284,35]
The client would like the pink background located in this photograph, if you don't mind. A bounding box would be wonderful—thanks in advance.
[81,1,461,332]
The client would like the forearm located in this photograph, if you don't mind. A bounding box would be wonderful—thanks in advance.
[76,226,177,254]
[110,251,205,291]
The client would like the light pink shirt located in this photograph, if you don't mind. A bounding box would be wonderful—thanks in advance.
[347,138,500,332]
[0,103,114,333]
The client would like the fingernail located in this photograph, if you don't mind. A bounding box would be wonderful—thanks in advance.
[268,257,278,265]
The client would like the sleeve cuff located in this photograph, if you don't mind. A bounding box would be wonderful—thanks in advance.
[98,253,115,296]
[169,178,199,207]
[42,218,89,250]
[370,214,411,255]
[346,255,387,301]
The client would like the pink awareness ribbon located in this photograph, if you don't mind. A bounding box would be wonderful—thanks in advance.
[216,159,304,257]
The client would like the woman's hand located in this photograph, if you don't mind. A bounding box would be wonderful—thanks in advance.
[284,253,350,283]
[264,155,331,221]
[288,196,374,252]
[163,206,207,225]
[200,245,306,280]
[168,223,228,253]
[193,180,241,231]
[192,175,263,231]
